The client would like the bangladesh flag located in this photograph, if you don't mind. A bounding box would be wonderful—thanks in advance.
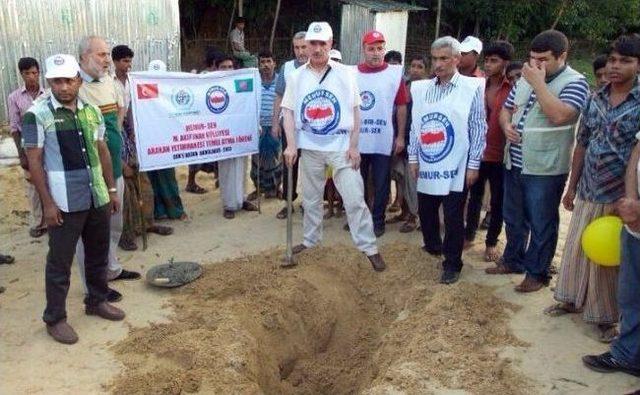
[234,78,253,93]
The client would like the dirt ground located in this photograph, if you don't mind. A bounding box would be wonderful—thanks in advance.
[1,157,639,394]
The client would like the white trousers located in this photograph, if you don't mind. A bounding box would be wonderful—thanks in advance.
[300,149,378,255]
[76,176,124,287]
[24,171,43,228]
[218,157,246,211]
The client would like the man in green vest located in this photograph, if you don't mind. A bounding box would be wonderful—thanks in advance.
[488,30,590,292]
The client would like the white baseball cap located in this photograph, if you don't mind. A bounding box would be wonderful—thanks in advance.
[329,49,342,61]
[148,59,167,72]
[459,36,483,54]
[44,54,80,79]
[305,22,333,42]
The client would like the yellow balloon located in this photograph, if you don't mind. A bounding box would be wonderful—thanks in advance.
[581,215,623,267]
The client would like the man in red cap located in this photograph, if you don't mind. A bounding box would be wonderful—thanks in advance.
[353,30,408,237]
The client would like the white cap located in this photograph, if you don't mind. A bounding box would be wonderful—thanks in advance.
[148,59,167,72]
[459,36,483,54]
[305,22,333,42]
[44,54,80,79]
[329,49,342,61]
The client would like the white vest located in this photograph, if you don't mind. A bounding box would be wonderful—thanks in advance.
[355,64,403,155]
[290,61,357,152]
[410,76,483,195]
[283,60,296,80]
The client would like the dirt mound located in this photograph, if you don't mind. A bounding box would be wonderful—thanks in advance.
[110,243,529,394]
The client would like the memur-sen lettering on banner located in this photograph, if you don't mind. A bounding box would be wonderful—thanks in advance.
[129,68,261,171]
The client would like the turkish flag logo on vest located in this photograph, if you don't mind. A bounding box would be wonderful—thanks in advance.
[137,84,159,99]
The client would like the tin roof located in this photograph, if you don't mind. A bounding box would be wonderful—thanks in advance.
[340,0,427,12]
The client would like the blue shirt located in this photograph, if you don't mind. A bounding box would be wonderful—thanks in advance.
[260,74,277,127]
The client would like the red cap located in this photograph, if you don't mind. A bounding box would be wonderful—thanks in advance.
[362,30,385,45]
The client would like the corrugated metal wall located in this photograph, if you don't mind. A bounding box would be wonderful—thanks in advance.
[339,4,375,65]
[0,0,180,124]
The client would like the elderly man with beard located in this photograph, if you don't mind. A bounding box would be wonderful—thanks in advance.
[281,22,385,271]
[273,31,309,219]
[76,36,140,303]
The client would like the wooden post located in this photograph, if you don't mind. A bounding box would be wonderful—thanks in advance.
[434,0,442,39]
[238,0,244,17]
[270,0,282,53]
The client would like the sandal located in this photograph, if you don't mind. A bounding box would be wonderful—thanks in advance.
[185,184,208,194]
[0,254,15,265]
[29,227,47,238]
[544,302,579,317]
[118,238,138,251]
[276,206,293,219]
[147,225,173,236]
[386,214,406,224]
[598,324,619,344]
[399,220,416,233]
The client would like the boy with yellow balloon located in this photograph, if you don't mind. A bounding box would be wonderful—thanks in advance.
[583,135,640,377]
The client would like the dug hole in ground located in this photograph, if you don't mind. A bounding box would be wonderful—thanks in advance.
[0,155,638,394]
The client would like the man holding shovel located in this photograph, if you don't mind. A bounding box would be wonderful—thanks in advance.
[280,21,385,271]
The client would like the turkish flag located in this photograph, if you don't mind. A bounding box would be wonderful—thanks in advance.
[137,83,158,99]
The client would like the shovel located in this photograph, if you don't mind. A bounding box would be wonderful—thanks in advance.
[281,163,296,268]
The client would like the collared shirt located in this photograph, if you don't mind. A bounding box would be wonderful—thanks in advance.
[576,82,640,203]
[260,74,278,127]
[229,27,245,53]
[113,74,130,110]
[7,86,45,134]
[21,95,110,212]
[79,68,124,179]
[275,59,304,96]
[412,72,487,169]
[503,68,590,168]
[483,76,511,162]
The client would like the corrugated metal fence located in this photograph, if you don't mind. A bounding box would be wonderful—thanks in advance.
[339,4,375,65]
[0,0,180,124]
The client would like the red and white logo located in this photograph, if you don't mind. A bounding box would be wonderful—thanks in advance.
[137,83,159,99]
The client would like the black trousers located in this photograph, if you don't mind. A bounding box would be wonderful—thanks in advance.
[43,204,110,325]
[281,124,300,202]
[465,161,504,247]
[418,191,466,272]
[360,153,391,229]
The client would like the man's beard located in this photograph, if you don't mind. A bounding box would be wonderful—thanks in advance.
[85,57,107,78]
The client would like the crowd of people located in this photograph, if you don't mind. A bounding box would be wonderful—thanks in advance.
[1,17,638,380]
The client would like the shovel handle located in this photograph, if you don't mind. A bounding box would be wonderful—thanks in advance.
[285,163,293,260]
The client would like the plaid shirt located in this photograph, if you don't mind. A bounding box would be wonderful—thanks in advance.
[577,82,640,203]
[22,95,110,212]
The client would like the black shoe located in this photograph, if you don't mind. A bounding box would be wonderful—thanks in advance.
[111,270,141,281]
[439,270,460,285]
[107,288,122,303]
[343,223,350,231]
[582,352,640,377]
[422,246,442,257]
[367,253,386,272]
[374,226,385,237]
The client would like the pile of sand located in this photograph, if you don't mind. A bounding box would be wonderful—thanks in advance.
[0,166,30,236]
[110,243,529,394]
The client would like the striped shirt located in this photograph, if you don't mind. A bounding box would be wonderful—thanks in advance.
[260,74,277,127]
[503,72,589,168]
[408,72,487,169]
[21,95,110,212]
[577,82,640,203]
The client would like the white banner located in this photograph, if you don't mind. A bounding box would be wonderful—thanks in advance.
[129,69,261,171]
